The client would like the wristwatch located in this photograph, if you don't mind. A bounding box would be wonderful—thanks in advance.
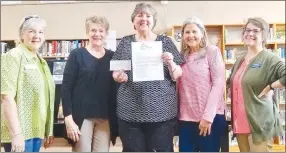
[269,83,274,90]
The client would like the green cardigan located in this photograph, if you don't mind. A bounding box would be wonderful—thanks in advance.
[228,50,285,144]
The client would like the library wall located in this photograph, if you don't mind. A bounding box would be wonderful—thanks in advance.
[1,1,285,40]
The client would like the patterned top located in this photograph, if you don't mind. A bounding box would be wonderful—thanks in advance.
[178,45,225,123]
[1,43,55,142]
[112,35,184,122]
[232,60,251,134]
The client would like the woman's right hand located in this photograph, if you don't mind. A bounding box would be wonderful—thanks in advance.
[11,134,25,152]
[64,116,81,142]
[112,70,128,83]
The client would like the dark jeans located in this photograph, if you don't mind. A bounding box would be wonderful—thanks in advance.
[118,118,177,152]
[2,138,42,152]
[179,114,226,152]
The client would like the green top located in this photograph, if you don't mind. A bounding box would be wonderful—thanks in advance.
[228,50,285,143]
[1,43,55,142]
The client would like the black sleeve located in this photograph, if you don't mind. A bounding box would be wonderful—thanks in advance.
[62,49,79,117]
[108,78,118,134]
[164,36,185,65]
[112,37,125,60]
[108,50,119,144]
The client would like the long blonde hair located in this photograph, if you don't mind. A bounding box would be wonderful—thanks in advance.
[180,17,209,57]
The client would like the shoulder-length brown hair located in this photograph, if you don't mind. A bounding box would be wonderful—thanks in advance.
[242,17,270,48]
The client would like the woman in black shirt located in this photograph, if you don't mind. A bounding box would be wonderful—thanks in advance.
[62,15,117,152]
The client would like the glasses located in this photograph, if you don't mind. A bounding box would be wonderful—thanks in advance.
[243,28,262,35]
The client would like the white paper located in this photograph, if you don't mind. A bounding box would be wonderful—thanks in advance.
[131,41,164,82]
[110,60,131,71]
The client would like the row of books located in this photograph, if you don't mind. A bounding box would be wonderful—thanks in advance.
[224,48,238,64]
[273,48,285,59]
[224,48,286,64]
[1,31,117,57]
[224,48,248,64]
[1,40,89,56]
[38,40,89,57]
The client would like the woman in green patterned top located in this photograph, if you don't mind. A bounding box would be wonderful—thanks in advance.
[1,15,55,152]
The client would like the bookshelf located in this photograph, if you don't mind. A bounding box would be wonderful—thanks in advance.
[169,23,285,152]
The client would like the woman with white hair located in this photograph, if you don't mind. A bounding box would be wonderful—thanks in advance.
[112,2,184,152]
[1,15,55,152]
[62,15,117,152]
[177,17,226,152]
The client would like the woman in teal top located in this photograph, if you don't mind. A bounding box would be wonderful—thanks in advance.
[227,17,285,152]
[1,15,55,152]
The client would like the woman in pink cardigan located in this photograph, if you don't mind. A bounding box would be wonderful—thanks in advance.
[177,17,226,152]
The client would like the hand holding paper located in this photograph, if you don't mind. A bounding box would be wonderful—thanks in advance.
[162,52,174,65]
[112,70,128,83]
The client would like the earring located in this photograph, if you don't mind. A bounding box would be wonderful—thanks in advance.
[184,44,188,50]
[199,40,204,48]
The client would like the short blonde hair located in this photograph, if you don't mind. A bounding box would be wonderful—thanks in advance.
[180,17,209,57]
[85,15,110,33]
[131,3,157,30]
[243,17,269,48]
[19,15,47,42]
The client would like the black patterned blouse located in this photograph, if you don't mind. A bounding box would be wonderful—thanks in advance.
[112,34,184,122]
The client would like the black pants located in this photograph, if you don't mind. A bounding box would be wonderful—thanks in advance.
[118,118,177,152]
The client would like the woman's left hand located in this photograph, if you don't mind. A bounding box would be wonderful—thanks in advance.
[258,85,271,98]
[162,52,174,65]
[43,136,54,149]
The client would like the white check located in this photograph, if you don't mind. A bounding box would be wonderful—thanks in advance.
[110,60,131,71]
[131,41,164,82]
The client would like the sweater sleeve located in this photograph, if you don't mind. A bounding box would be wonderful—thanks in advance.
[202,46,226,123]
[270,55,285,86]
[62,49,79,117]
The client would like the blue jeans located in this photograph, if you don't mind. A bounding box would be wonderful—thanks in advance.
[179,114,226,152]
[2,138,43,152]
